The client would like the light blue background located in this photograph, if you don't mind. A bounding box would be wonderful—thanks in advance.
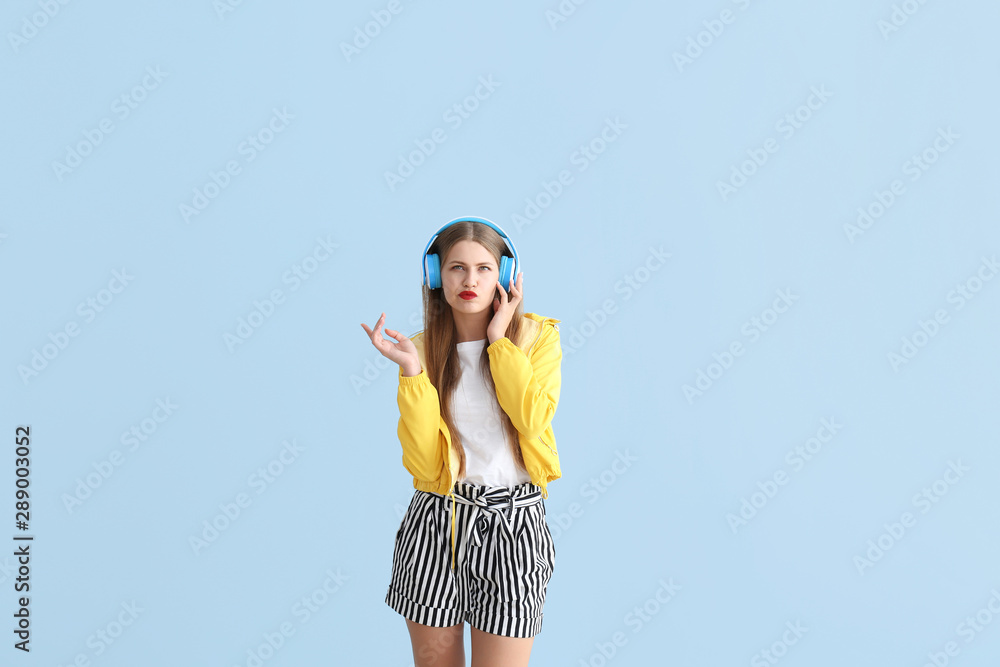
[2,0,999,665]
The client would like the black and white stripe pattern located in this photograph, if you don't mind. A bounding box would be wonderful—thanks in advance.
[385,481,556,638]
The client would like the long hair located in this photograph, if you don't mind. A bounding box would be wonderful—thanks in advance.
[420,221,525,480]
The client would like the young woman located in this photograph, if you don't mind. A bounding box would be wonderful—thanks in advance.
[360,217,562,667]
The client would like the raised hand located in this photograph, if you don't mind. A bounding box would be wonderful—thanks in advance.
[360,312,420,373]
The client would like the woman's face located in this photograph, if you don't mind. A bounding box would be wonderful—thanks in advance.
[440,240,500,315]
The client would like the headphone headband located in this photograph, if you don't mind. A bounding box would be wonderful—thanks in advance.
[421,216,519,290]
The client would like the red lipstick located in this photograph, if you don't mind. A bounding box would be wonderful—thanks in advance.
[459,291,477,300]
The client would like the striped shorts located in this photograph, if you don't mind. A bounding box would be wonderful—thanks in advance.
[385,480,556,638]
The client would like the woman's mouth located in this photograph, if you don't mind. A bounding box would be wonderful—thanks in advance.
[459,291,477,300]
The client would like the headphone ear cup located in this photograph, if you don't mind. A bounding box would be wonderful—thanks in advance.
[426,253,441,289]
[498,255,512,291]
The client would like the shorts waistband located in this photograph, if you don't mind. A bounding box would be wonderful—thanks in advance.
[440,481,544,572]
[449,480,543,504]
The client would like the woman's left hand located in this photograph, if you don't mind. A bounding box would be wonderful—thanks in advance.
[487,271,523,344]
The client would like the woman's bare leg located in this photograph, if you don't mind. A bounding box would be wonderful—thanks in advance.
[406,618,466,667]
[469,625,534,667]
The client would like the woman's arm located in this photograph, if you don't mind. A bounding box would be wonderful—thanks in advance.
[396,367,450,483]
[486,322,562,440]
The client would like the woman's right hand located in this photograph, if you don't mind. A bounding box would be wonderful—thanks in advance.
[360,312,421,374]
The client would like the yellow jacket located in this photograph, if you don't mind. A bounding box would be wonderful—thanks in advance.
[396,312,562,569]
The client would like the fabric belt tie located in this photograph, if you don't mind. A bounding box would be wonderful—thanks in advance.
[447,486,542,571]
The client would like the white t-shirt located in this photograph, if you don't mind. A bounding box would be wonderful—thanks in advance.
[451,339,531,489]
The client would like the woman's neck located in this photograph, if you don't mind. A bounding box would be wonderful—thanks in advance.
[452,310,491,343]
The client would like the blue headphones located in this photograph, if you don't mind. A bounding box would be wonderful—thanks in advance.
[422,216,519,290]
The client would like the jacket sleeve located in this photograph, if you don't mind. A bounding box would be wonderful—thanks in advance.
[396,368,450,483]
[486,323,562,440]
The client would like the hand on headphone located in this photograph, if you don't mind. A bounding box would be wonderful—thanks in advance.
[487,271,523,344]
